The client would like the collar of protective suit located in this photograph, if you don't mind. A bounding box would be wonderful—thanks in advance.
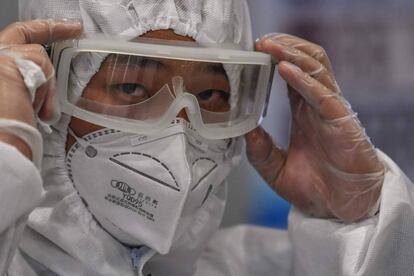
[18,115,232,276]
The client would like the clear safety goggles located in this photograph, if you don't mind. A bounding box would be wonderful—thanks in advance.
[52,36,275,139]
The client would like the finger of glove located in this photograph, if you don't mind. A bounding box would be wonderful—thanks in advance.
[245,127,287,186]
[258,33,334,73]
[279,61,349,120]
[320,114,384,174]
[256,39,338,93]
[35,78,56,122]
[0,19,82,45]
[0,56,35,125]
[11,44,54,79]
[11,44,55,120]
[0,57,26,90]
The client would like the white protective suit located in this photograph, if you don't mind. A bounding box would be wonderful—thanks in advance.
[0,0,413,275]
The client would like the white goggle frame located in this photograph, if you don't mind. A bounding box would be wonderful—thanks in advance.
[52,37,275,139]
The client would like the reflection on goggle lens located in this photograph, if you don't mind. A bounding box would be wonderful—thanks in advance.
[80,54,232,113]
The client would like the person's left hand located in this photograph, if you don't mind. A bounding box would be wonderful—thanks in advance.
[0,19,82,160]
[245,34,384,223]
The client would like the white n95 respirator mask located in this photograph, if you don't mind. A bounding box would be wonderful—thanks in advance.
[66,119,241,254]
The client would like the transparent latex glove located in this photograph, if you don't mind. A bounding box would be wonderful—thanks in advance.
[0,19,81,158]
[246,34,384,223]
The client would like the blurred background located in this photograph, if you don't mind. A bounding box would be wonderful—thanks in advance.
[1,1,413,229]
[223,0,414,229]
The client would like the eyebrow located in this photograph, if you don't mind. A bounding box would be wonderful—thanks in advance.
[201,63,227,76]
[106,55,168,70]
[105,55,227,78]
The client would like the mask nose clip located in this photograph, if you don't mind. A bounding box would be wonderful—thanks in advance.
[171,76,195,120]
[171,76,185,97]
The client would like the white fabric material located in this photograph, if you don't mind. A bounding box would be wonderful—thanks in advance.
[7,114,240,276]
[69,52,105,98]
[20,0,252,48]
[0,147,412,275]
[0,142,43,276]
[66,119,240,254]
[14,0,252,274]
[0,119,43,169]
[14,58,46,103]
[20,0,253,113]
[195,225,293,276]
[288,150,414,276]
[15,115,144,276]
[0,0,409,275]
[0,142,43,235]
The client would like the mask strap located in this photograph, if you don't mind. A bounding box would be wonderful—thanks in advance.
[68,128,99,158]
[68,127,88,148]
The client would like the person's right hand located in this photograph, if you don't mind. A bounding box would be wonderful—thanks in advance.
[0,19,82,158]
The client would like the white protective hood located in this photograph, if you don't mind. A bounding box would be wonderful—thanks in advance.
[17,0,253,275]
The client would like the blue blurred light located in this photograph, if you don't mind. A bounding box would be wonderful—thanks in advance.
[248,176,291,229]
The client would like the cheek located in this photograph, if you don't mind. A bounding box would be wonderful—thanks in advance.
[81,86,106,102]
[80,67,111,100]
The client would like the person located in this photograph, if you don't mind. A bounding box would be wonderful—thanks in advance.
[0,0,413,275]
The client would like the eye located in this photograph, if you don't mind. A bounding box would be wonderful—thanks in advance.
[197,89,230,102]
[114,83,145,96]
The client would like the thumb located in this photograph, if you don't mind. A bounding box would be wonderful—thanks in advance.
[245,127,287,187]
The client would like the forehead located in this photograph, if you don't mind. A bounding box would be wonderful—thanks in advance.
[100,29,197,67]
[104,55,226,75]
[139,29,195,42]
[101,30,227,76]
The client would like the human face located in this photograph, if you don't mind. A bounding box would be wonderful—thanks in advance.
[66,29,230,150]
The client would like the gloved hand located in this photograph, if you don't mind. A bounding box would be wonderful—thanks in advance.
[0,19,82,160]
[246,34,384,222]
